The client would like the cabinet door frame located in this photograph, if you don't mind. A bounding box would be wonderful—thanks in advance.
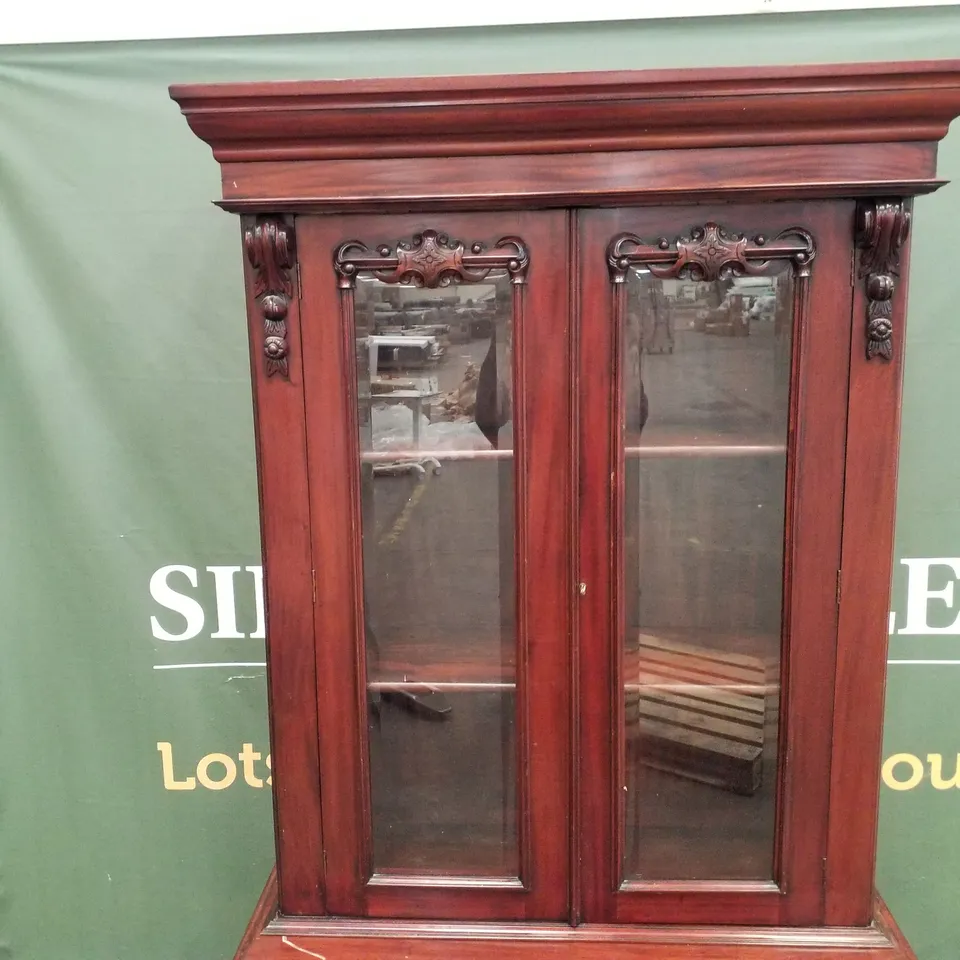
[296,210,573,921]
[577,203,854,926]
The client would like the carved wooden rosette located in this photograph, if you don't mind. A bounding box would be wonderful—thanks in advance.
[607,222,816,283]
[244,218,297,377]
[856,201,910,361]
[334,230,529,289]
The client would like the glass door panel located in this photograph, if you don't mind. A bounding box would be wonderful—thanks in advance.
[620,264,793,882]
[354,268,519,877]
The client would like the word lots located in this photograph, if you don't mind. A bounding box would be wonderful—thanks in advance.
[157,742,272,791]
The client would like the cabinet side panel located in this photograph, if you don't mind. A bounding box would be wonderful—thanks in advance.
[826,207,912,926]
[242,218,325,915]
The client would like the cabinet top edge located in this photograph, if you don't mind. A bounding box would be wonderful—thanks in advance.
[170,59,960,102]
[170,60,960,180]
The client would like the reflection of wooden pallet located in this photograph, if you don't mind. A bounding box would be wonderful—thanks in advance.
[625,634,772,797]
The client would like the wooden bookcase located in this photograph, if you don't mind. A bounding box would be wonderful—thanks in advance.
[170,62,960,960]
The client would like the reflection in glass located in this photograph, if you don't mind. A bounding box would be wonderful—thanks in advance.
[354,270,518,877]
[622,265,792,882]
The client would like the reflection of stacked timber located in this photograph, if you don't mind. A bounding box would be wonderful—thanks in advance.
[625,634,769,797]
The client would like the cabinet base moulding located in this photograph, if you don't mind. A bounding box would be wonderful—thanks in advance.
[234,872,916,960]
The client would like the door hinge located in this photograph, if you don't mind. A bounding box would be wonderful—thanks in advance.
[312,568,317,604]
[836,569,842,606]
[297,261,303,302]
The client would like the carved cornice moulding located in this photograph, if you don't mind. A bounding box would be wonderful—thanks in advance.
[170,61,960,163]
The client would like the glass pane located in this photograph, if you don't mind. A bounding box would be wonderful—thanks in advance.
[621,266,791,882]
[354,270,518,878]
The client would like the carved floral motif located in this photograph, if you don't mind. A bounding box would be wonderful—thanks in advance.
[607,223,815,283]
[660,223,754,281]
[335,230,529,289]
[245,218,296,378]
[856,201,910,361]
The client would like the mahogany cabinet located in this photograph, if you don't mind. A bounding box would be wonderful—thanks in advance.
[171,62,960,960]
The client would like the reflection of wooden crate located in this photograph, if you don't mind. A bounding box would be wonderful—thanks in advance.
[625,634,772,797]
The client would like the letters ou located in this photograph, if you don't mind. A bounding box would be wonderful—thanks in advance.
[149,564,265,641]
[880,753,960,791]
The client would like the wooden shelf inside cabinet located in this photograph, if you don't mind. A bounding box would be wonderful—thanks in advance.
[169,60,960,960]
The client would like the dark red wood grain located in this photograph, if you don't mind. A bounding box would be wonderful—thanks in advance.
[773,203,852,926]
[241,218,325,916]
[170,61,960,163]
[235,895,914,960]
[214,143,938,212]
[824,208,913,926]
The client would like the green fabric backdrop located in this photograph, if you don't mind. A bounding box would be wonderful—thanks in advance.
[3,9,960,958]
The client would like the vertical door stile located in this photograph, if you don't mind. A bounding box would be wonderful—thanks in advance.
[772,236,812,888]
[609,266,629,895]
[510,242,533,892]
[569,209,583,927]
[336,268,376,886]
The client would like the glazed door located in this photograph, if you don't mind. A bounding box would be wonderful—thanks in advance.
[578,204,852,925]
[298,212,572,920]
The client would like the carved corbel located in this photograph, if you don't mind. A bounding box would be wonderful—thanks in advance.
[856,201,910,362]
[244,218,297,377]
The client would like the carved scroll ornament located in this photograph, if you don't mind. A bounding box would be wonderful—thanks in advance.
[245,218,296,378]
[335,230,529,289]
[607,222,816,283]
[856,201,910,361]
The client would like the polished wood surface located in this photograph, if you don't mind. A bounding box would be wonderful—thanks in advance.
[214,143,939,210]
[825,208,914,926]
[234,872,916,960]
[171,61,960,960]
[170,61,960,162]
[241,220,324,916]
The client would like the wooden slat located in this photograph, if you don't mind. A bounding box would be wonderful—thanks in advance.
[625,633,767,796]
[630,687,763,727]
[640,633,767,673]
[635,702,763,749]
